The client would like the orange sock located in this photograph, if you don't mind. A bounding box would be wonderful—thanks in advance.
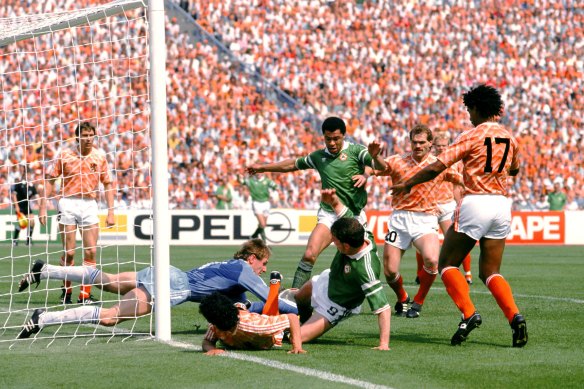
[462,253,471,273]
[413,266,437,305]
[262,273,281,316]
[415,251,424,274]
[79,260,96,299]
[486,274,519,323]
[60,256,73,294]
[441,267,476,319]
[387,273,408,302]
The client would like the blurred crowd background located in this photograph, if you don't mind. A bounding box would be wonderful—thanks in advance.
[1,0,582,213]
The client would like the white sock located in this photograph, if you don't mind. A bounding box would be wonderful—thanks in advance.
[39,306,101,328]
[43,264,100,284]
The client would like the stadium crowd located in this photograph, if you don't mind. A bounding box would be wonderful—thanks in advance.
[1,0,582,213]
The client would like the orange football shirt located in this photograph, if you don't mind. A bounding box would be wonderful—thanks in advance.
[48,147,112,199]
[204,310,290,350]
[437,122,519,196]
[378,153,462,215]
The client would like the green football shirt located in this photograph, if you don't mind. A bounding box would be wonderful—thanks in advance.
[295,141,373,214]
[328,230,389,312]
[243,176,277,202]
[547,191,566,211]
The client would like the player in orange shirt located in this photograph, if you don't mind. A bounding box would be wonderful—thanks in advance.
[39,122,115,304]
[391,84,527,347]
[376,125,462,319]
[200,292,305,355]
[414,132,473,285]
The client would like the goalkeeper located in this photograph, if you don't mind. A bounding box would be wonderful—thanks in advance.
[16,239,297,339]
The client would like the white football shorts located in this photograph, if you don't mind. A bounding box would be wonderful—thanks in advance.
[58,197,100,227]
[310,269,361,326]
[317,207,367,230]
[454,194,512,240]
[137,265,190,307]
[251,200,271,217]
[437,200,456,223]
[385,210,439,250]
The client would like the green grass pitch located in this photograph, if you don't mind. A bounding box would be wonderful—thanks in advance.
[1,244,583,388]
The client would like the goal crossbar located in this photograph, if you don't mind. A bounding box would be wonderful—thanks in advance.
[0,0,145,48]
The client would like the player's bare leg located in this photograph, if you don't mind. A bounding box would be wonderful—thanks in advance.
[291,223,332,288]
[60,224,78,303]
[408,233,440,317]
[99,287,152,326]
[300,312,333,343]
[383,244,409,315]
[79,223,99,303]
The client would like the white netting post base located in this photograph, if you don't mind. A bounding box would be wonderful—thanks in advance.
[0,0,156,346]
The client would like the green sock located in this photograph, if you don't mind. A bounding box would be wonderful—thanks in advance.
[292,260,314,289]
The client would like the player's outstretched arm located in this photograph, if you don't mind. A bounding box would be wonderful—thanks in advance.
[368,140,387,171]
[391,160,447,195]
[373,308,391,351]
[286,313,307,354]
[246,158,298,175]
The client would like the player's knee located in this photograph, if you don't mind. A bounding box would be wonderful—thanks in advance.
[478,271,490,284]
[64,250,75,262]
[384,269,398,280]
[84,247,97,259]
[302,251,318,265]
[99,308,120,326]
[99,317,118,326]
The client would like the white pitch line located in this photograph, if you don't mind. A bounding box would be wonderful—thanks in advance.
[166,340,393,389]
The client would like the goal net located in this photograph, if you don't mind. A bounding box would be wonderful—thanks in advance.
[0,0,162,346]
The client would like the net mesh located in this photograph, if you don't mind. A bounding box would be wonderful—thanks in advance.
[0,0,153,345]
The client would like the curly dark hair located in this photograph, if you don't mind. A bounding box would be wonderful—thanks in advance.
[199,292,239,331]
[233,238,271,261]
[462,84,504,119]
[321,116,346,135]
[331,217,365,248]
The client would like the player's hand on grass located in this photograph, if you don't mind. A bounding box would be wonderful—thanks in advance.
[204,349,226,356]
[288,348,307,354]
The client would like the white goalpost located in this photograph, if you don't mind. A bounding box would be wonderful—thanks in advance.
[0,0,170,344]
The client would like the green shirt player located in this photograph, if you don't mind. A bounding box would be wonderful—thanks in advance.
[281,189,391,350]
[239,174,279,241]
[247,116,386,288]
[547,182,567,211]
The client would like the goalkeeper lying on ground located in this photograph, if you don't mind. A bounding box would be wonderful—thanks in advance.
[16,239,297,339]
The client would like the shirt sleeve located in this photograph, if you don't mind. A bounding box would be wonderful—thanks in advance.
[437,134,473,168]
[356,144,374,168]
[356,256,390,313]
[295,151,318,170]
